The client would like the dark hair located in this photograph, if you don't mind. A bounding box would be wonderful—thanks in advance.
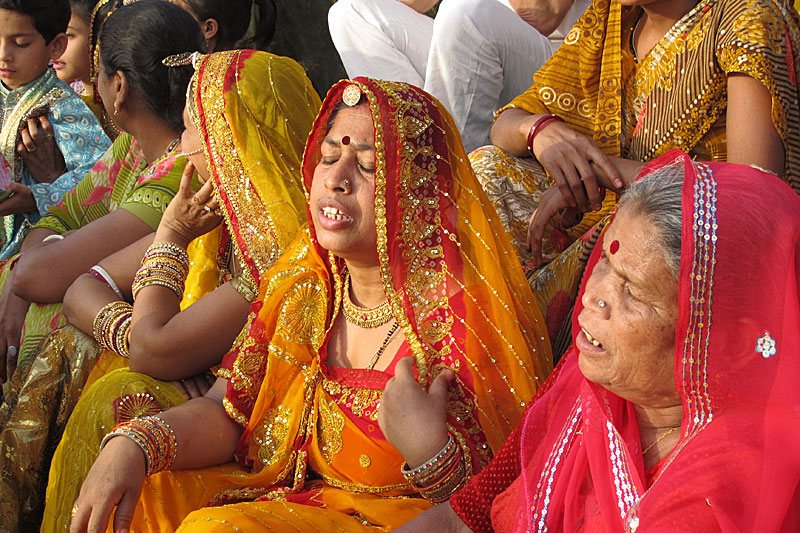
[68,0,100,23]
[181,0,277,51]
[325,94,368,133]
[99,0,205,131]
[0,0,70,43]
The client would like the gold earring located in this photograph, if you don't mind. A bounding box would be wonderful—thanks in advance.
[113,103,120,116]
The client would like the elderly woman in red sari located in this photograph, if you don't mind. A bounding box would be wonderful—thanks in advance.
[397,150,800,531]
[66,79,554,531]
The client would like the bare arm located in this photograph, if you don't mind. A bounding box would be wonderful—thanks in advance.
[19,227,58,252]
[509,0,574,35]
[71,378,242,532]
[395,502,473,532]
[12,209,153,302]
[725,73,784,175]
[397,0,439,14]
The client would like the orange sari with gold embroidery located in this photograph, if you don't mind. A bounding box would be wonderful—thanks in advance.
[117,79,553,531]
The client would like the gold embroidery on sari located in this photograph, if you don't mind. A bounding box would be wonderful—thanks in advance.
[318,398,345,462]
[277,279,327,348]
[321,378,383,421]
[223,397,249,427]
[254,405,293,467]
[112,393,161,424]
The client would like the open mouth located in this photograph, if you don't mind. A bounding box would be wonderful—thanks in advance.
[321,206,353,222]
[581,327,604,349]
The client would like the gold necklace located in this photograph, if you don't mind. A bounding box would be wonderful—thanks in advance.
[342,271,393,328]
[642,426,680,455]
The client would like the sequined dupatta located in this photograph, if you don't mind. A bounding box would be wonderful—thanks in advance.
[494,150,800,531]
[215,79,553,510]
[181,50,320,306]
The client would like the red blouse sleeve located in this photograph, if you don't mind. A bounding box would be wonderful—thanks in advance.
[450,421,522,533]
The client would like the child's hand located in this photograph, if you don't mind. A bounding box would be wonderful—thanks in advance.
[0,183,36,216]
[17,116,66,184]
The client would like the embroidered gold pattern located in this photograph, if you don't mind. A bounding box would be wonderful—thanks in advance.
[253,405,293,467]
[318,398,345,462]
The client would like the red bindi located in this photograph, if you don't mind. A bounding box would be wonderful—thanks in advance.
[609,240,620,255]
[342,136,350,145]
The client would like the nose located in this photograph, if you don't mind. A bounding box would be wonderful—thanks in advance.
[324,155,355,193]
[581,269,611,316]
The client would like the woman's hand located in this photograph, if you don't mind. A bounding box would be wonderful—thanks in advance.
[379,357,455,468]
[525,185,575,268]
[70,435,146,533]
[0,269,29,383]
[0,183,36,216]
[532,120,623,212]
[171,371,216,400]
[155,162,221,248]
[17,116,67,184]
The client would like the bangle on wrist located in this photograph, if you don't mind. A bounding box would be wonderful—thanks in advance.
[526,114,564,156]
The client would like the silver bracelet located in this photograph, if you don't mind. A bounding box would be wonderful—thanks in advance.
[89,265,125,299]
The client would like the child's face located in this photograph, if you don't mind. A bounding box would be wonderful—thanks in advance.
[0,9,67,90]
[53,11,90,85]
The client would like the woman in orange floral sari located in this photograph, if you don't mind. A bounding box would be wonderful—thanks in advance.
[67,78,553,531]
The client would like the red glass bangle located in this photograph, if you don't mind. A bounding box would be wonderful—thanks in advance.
[526,114,564,155]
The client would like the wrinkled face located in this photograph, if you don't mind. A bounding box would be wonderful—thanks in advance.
[0,9,60,89]
[180,105,209,182]
[576,206,681,408]
[53,11,90,84]
[309,105,378,266]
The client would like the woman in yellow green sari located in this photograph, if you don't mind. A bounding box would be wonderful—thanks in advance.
[65,78,553,532]
[474,0,800,349]
[0,49,319,532]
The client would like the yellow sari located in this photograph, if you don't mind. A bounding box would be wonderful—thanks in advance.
[33,50,319,532]
[71,78,552,531]
[473,0,800,347]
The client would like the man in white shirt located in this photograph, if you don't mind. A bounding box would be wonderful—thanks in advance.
[328,0,591,151]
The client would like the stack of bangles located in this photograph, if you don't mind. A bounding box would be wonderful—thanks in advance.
[401,433,467,503]
[132,242,190,301]
[92,300,133,357]
[526,113,564,156]
[100,415,177,475]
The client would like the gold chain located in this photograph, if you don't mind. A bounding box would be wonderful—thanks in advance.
[342,271,393,328]
[642,426,680,455]
[365,320,400,370]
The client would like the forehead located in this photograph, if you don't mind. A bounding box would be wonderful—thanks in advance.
[0,9,39,36]
[602,206,674,286]
[327,105,375,141]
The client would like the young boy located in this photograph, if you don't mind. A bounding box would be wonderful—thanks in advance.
[0,0,111,259]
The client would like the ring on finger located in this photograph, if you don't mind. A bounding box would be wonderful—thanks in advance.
[71,504,79,517]
[203,205,212,213]
[26,146,36,153]
[192,195,201,204]
[213,209,222,216]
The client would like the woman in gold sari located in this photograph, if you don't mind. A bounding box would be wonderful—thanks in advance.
[1,49,318,532]
[66,78,553,532]
[476,0,800,348]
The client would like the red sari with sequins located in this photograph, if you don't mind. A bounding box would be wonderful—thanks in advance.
[451,150,800,532]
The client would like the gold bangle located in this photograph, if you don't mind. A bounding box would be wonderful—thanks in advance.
[229,274,258,303]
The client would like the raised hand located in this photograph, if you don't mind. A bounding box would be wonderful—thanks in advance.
[155,161,222,248]
[379,356,455,468]
[17,116,66,184]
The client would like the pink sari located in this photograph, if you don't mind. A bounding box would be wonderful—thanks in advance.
[451,149,800,531]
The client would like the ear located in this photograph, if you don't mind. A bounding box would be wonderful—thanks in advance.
[48,33,68,61]
[202,18,220,52]
[114,70,129,113]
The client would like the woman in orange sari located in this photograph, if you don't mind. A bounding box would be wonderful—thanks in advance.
[67,78,553,531]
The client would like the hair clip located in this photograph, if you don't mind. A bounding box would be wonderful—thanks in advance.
[161,51,203,68]
[342,84,362,107]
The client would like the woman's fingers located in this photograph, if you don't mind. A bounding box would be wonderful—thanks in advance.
[393,356,415,381]
[586,144,623,189]
[85,496,117,533]
[112,489,139,533]
[192,178,215,205]
[69,501,92,533]
[428,370,455,402]
[526,188,569,265]
[178,161,195,198]
[18,128,35,154]
[39,116,55,140]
